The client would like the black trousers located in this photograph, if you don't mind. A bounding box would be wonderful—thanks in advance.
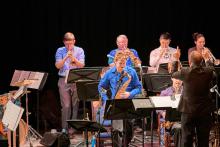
[181,113,212,147]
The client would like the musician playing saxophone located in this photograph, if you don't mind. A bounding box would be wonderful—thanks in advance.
[107,34,141,68]
[188,32,220,66]
[98,51,142,147]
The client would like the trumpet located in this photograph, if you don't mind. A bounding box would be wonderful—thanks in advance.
[124,48,141,67]
[203,47,220,66]
[67,50,76,66]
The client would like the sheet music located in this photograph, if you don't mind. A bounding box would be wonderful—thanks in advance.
[2,101,24,131]
[27,72,45,89]
[10,70,31,86]
[149,94,181,108]
[10,70,47,90]
[132,99,153,110]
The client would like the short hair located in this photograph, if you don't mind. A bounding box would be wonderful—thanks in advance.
[63,32,75,41]
[116,34,128,42]
[189,51,203,66]
[159,32,171,40]
[114,50,127,63]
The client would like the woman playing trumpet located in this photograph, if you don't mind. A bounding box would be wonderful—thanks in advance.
[188,32,220,66]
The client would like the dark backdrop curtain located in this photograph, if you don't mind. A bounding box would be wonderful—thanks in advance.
[0,0,220,131]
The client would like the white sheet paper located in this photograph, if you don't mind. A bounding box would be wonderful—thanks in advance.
[27,72,45,89]
[2,101,24,131]
[132,99,153,110]
[149,94,181,108]
[10,70,47,90]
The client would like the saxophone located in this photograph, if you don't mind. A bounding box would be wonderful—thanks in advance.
[115,72,131,99]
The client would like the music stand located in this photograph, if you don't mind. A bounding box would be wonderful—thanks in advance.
[104,98,153,147]
[67,119,107,147]
[65,67,103,83]
[134,66,148,79]
[9,70,48,146]
[76,80,99,118]
[181,61,189,67]
[158,63,169,73]
[144,73,172,93]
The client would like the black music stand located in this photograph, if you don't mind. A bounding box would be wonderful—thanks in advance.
[143,73,173,145]
[76,80,99,118]
[65,67,103,83]
[67,119,107,147]
[158,63,169,73]
[181,61,189,67]
[144,73,172,93]
[65,67,102,119]
[134,66,148,79]
[104,98,153,147]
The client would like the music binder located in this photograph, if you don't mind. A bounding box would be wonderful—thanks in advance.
[10,69,48,90]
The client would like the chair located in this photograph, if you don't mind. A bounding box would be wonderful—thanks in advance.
[157,110,181,147]
[91,101,112,147]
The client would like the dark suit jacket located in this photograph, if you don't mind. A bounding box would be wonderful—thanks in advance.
[172,65,216,116]
[188,47,214,66]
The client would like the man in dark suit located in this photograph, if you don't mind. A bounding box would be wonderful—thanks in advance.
[172,50,216,147]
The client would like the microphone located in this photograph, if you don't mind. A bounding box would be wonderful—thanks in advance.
[210,85,218,93]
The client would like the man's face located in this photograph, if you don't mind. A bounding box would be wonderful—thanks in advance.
[116,37,128,50]
[160,38,170,48]
[115,58,126,72]
[172,78,182,88]
[64,40,75,50]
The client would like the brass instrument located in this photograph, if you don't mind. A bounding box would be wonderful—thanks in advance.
[115,72,131,99]
[67,50,75,66]
[124,48,141,67]
[168,47,182,73]
[203,47,220,66]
